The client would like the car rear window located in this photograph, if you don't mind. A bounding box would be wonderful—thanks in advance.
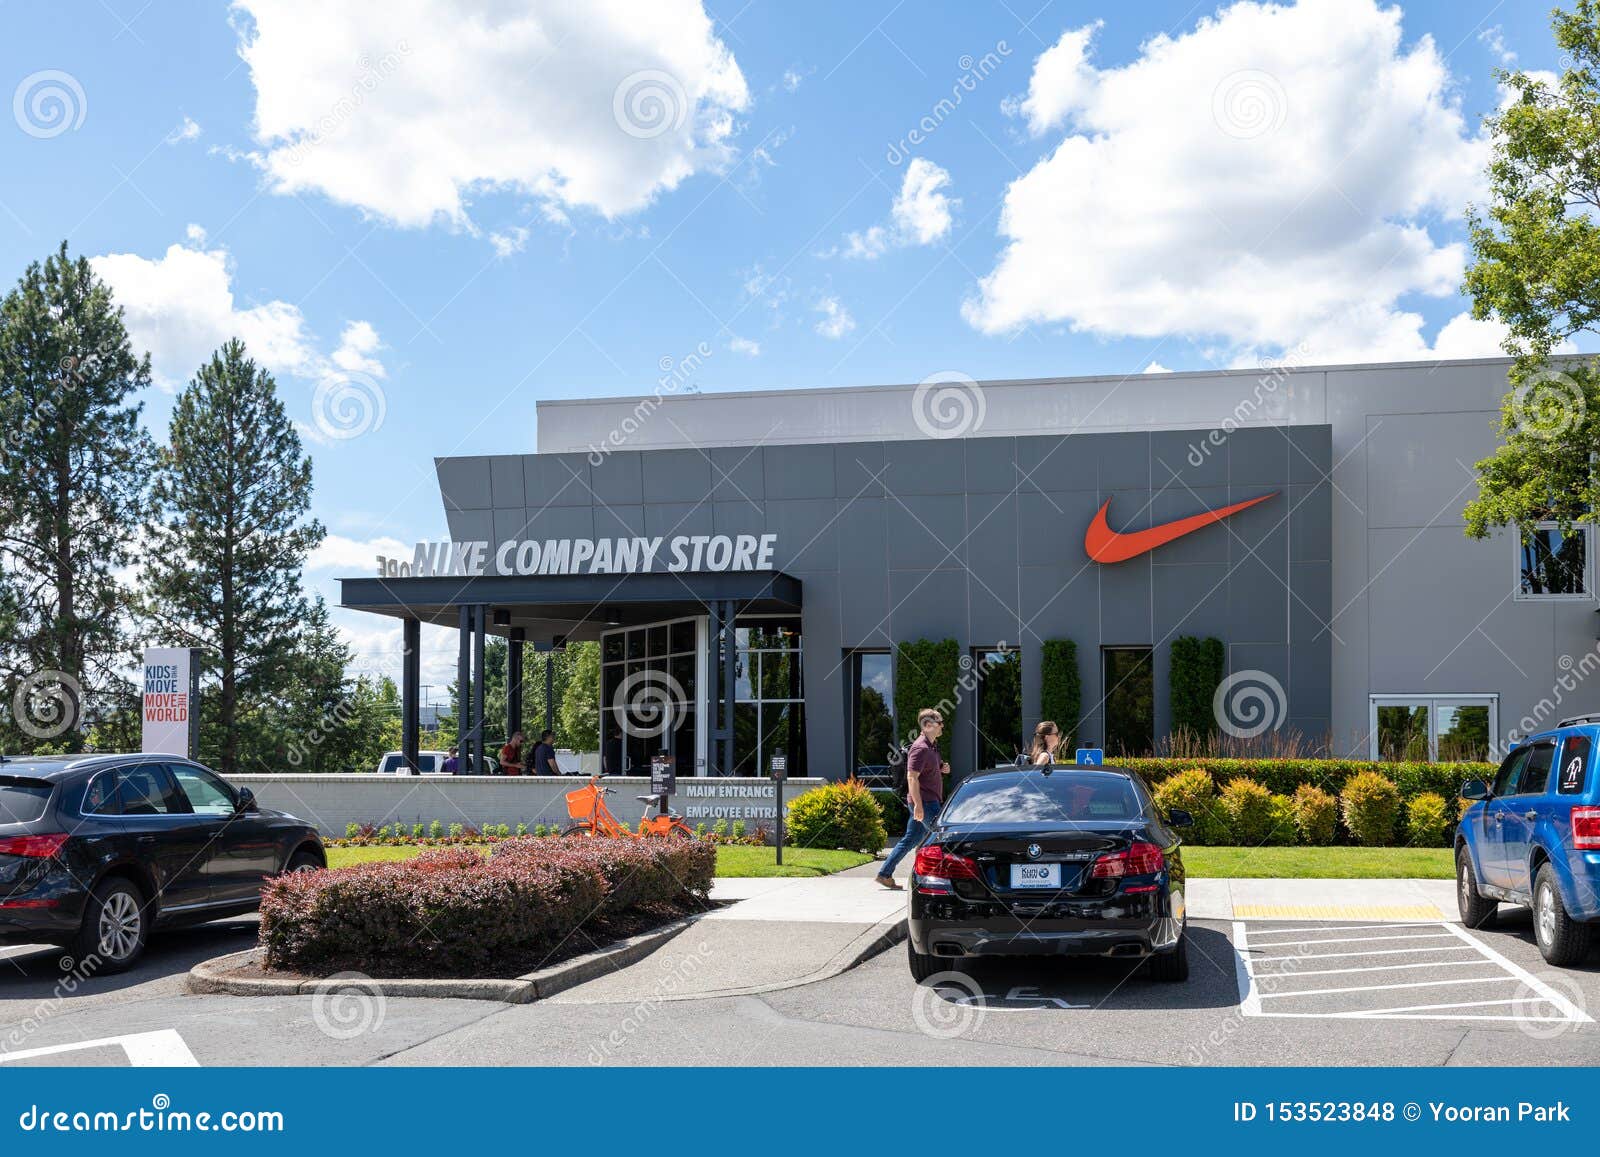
[941,772,1143,824]
[379,755,403,773]
[0,777,53,825]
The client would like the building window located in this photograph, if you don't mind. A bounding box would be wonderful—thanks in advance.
[1102,646,1154,756]
[1369,695,1499,762]
[972,647,1022,768]
[729,616,805,777]
[1515,523,1592,600]
[601,616,699,775]
[847,650,895,783]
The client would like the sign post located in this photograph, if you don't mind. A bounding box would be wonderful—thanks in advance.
[649,753,676,799]
[770,753,787,865]
[141,647,199,759]
[1075,745,1104,766]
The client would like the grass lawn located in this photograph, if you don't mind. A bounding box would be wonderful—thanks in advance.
[1182,846,1453,879]
[325,843,871,878]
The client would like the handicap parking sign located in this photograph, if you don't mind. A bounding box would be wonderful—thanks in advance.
[1075,747,1104,766]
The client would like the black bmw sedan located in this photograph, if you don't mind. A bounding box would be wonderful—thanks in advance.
[907,765,1191,982]
[0,754,325,972]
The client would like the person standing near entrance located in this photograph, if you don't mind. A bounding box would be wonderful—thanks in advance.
[876,708,949,890]
[499,731,525,776]
[531,729,560,776]
[1029,721,1060,766]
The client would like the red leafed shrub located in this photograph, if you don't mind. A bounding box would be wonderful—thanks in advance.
[259,837,712,979]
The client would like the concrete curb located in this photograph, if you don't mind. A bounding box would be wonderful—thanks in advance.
[186,910,705,1005]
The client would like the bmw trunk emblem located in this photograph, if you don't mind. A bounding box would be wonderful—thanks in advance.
[1026,843,1042,859]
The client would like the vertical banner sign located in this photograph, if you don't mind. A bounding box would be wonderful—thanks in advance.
[141,647,199,758]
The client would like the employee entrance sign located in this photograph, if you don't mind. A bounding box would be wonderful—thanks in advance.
[141,647,199,758]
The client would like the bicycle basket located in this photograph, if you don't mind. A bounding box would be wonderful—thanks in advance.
[565,787,598,821]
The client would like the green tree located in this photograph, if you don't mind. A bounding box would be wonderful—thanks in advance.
[0,243,155,751]
[559,641,601,752]
[137,340,324,774]
[1461,2,1600,538]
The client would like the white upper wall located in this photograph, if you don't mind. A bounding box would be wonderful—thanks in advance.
[534,357,1518,454]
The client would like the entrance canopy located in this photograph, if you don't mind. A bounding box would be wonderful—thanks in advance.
[339,569,803,643]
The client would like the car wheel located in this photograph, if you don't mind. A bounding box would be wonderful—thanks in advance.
[907,938,945,983]
[1455,847,1497,929]
[285,850,323,873]
[1146,933,1189,982]
[71,877,149,975]
[1532,863,1592,967]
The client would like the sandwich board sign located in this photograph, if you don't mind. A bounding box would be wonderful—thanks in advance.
[142,647,199,758]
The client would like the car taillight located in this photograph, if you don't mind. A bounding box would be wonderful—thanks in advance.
[913,844,979,893]
[0,833,69,858]
[1090,841,1165,879]
[1572,807,1600,850]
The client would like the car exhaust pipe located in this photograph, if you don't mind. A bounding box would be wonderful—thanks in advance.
[1109,944,1143,957]
[933,942,963,957]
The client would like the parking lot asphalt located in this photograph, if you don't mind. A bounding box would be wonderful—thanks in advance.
[1,908,1597,1067]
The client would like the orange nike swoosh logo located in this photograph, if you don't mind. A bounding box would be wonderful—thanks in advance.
[1085,493,1277,563]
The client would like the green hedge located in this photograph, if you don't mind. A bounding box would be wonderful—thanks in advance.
[892,638,960,763]
[1169,636,1224,736]
[1118,758,1491,802]
[1039,639,1082,749]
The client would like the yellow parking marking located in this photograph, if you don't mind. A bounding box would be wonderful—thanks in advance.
[1233,903,1442,921]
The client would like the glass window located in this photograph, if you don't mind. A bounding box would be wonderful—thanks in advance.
[1515,743,1555,796]
[81,771,119,816]
[1371,696,1500,761]
[973,648,1023,768]
[0,777,53,824]
[646,624,668,656]
[603,633,624,663]
[171,764,237,815]
[1558,735,1591,795]
[114,764,188,816]
[849,651,896,781]
[626,629,645,660]
[1492,748,1527,796]
[1376,704,1430,761]
[669,619,695,654]
[1102,647,1154,756]
[942,771,1143,824]
[1436,704,1492,762]
[1517,524,1590,598]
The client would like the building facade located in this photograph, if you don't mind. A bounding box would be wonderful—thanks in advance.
[341,357,1596,779]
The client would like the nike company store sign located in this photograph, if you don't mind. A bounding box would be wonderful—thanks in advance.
[377,533,780,578]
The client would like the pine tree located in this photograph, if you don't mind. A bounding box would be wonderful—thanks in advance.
[138,340,323,774]
[0,243,155,751]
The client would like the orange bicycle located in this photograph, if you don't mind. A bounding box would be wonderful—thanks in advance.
[562,774,695,839]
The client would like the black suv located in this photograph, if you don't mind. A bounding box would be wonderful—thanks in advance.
[0,754,324,971]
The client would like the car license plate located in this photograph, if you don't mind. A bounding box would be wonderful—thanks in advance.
[1010,863,1061,888]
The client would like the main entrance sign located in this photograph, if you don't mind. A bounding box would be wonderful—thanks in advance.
[378,533,779,578]
[1084,493,1276,563]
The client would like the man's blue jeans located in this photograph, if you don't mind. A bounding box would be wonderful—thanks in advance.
[877,798,941,879]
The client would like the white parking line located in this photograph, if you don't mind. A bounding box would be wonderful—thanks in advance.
[1259,974,1519,1000]
[0,1029,198,1066]
[1246,921,1446,937]
[1251,944,1476,963]
[1258,958,1501,980]
[1246,932,1459,949]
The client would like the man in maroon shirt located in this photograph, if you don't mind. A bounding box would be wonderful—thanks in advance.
[876,707,949,889]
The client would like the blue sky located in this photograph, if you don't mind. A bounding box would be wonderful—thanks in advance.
[0,0,1565,686]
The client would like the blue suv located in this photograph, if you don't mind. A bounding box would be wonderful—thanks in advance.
[1457,717,1600,965]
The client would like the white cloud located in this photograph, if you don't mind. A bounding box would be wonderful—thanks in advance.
[843,158,956,259]
[184,223,207,244]
[231,0,749,227]
[307,533,410,572]
[814,295,855,339]
[166,115,202,145]
[968,0,1494,364]
[782,67,807,93]
[488,225,531,257]
[1478,25,1515,65]
[1143,361,1171,374]
[91,238,386,391]
[727,335,761,356]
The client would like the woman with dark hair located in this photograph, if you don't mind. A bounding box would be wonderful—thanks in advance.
[1029,720,1061,766]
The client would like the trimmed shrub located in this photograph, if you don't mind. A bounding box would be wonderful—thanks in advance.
[261,837,714,978]
[871,789,909,836]
[1169,636,1225,738]
[786,780,888,852]
[1341,771,1402,847]
[1292,784,1338,845]
[1039,639,1082,749]
[1152,767,1227,845]
[1266,794,1297,846]
[1117,757,1489,802]
[1405,792,1452,847]
[1218,777,1276,845]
